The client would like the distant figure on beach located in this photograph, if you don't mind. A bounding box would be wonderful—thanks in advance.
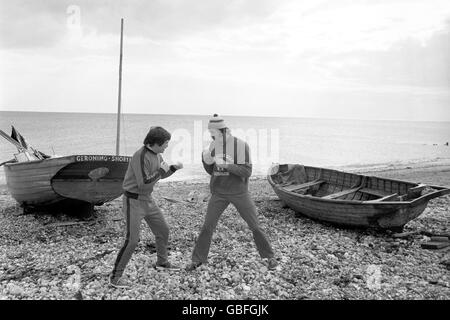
[185,114,278,271]
[445,142,449,146]
[110,126,183,288]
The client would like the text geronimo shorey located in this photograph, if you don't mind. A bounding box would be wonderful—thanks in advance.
[182,304,269,317]
[75,155,130,162]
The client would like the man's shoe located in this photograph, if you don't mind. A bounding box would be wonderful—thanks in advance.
[267,257,279,270]
[185,261,203,271]
[109,275,132,289]
[154,262,181,271]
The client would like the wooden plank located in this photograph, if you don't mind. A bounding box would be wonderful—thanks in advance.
[421,231,450,238]
[283,180,324,192]
[322,187,361,199]
[45,217,123,228]
[359,188,388,197]
[430,236,450,242]
[364,193,399,202]
[421,241,450,249]
[254,196,280,203]
[409,184,426,192]
[392,230,420,238]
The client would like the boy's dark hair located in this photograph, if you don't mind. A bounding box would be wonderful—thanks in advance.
[143,126,171,146]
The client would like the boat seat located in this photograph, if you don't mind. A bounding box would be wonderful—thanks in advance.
[364,193,399,202]
[407,184,426,197]
[359,188,388,197]
[322,187,361,199]
[283,180,324,192]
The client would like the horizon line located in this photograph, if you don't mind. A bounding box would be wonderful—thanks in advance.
[0,108,449,123]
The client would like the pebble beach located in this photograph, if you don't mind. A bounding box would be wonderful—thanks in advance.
[0,163,449,300]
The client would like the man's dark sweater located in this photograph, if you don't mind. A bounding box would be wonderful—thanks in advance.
[202,135,252,195]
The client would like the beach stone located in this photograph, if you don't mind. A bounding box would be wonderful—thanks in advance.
[223,292,234,299]
[40,279,50,287]
[8,283,25,296]
[231,273,241,284]
[279,290,290,298]
[322,288,332,295]
[242,284,251,291]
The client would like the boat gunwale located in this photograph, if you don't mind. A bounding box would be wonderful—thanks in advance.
[3,155,74,168]
[3,154,132,169]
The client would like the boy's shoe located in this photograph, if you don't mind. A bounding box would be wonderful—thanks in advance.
[154,261,181,271]
[185,261,203,271]
[109,275,132,289]
[267,257,279,270]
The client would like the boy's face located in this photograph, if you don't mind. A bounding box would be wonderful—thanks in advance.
[150,140,169,154]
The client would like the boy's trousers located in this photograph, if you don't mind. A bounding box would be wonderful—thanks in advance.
[112,194,169,279]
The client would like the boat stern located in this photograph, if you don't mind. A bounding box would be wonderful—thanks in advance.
[51,155,130,205]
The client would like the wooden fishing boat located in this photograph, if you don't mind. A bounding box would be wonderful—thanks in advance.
[267,164,450,230]
[3,154,130,211]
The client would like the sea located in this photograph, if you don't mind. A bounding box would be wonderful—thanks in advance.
[0,111,449,184]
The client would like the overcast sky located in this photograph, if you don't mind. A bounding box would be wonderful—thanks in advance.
[0,0,449,121]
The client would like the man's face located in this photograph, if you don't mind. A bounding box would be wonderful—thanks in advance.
[150,140,169,154]
[209,129,222,140]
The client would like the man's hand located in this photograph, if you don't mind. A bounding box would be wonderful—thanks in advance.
[215,162,228,169]
[215,154,234,166]
[208,141,215,152]
[160,161,170,172]
[202,149,215,165]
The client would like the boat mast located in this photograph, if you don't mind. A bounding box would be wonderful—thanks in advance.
[116,18,124,156]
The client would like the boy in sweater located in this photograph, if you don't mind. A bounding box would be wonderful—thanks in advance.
[110,126,183,288]
[186,115,278,271]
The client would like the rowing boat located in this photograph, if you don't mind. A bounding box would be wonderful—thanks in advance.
[267,164,450,230]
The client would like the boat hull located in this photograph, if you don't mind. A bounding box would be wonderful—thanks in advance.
[271,186,427,229]
[268,164,450,229]
[4,155,130,209]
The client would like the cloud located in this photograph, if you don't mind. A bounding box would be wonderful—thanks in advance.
[0,0,282,49]
[0,1,66,48]
[313,20,450,89]
[273,0,450,56]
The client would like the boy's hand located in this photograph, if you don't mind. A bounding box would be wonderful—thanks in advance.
[172,161,183,170]
[160,161,170,172]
